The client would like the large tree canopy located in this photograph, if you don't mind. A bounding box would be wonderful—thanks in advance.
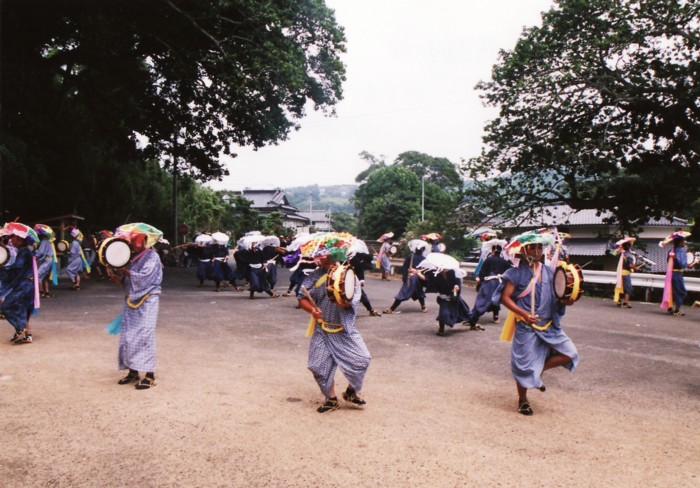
[0,0,346,221]
[462,0,699,229]
[395,151,463,192]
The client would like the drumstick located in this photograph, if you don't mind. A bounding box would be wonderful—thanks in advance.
[300,286,318,309]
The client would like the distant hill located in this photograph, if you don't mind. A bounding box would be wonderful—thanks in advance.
[285,184,357,214]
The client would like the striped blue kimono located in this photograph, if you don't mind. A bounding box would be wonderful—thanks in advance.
[300,267,371,398]
[498,261,579,390]
[118,248,162,372]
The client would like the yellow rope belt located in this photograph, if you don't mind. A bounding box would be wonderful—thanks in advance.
[126,293,152,309]
[500,311,553,341]
[306,317,344,336]
[673,269,683,272]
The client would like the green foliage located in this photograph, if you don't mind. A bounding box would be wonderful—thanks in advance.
[354,151,387,183]
[1,0,346,221]
[395,151,463,192]
[354,165,421,238]
[260,211,289,238]
[462,0,700,231]
[331,212,358,234]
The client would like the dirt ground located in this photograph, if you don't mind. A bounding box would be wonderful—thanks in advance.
[1,267,699,487]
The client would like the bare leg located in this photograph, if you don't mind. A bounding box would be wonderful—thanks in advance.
[543,353,571,372]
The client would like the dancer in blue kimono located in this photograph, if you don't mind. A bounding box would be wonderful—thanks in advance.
[383,245,428,314]
[64,227,85,290]
[413,266,471,336]
[34,224,57,298]
[496,231,579,416]
[298,234,371,413]
[1,228,37,344]
[660,231,690,316]
[467,244,511,328]
[110,227,163,390]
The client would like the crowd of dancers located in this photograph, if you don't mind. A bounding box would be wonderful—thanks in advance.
[1,221,696,414]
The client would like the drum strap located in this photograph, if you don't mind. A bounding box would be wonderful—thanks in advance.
[305,273,347,334]
[126,293,152,309]
[500,312,553,341]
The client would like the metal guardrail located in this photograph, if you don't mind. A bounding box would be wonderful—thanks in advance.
[390,258,700,292]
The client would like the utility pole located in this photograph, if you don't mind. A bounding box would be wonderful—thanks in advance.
[421,174,425,222]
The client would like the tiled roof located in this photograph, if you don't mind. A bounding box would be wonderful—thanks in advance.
[567,240,609,256]
[504,205,686,228]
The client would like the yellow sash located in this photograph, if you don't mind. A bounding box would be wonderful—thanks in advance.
[499,263,552,341]
[126,293,151,309]
[305,274,329,337]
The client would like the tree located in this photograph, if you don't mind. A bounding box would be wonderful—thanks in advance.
[462,0,700,230]
[395,151,463,192]
[353,165,421,238]
[1,0,346,220]
[354,151,386,183]
[260,211,289,238]
[330,211,358,234]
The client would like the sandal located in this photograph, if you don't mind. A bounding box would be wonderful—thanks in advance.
[382,308,393,314]
[672,311,685,317]
[342,387,366,406]
[135,377,156,390]
[282,291,291,297]
[421,307,428,313]
[10,330,25,343]
[317,397,339,413]
[518,400,533,416]
[469,324,485,331]
[118,372,140,385]
[369,310,382,317]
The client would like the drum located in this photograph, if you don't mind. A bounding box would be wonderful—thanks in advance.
[326,263,356,307]
[389,245,398,255]
[97,237,132,268]
[687,251,699,268]
[553,262,584,302]
[56,240,69,253]
[0,244,8,266]
[437,243,447,252]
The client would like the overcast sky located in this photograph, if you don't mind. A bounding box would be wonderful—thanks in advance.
[209,0,555,191]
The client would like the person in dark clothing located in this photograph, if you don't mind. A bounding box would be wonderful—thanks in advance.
[467,245,512,328]
[383,246,428,314]
[349,251,382,317]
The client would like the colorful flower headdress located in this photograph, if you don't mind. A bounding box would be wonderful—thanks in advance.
[504,229,555,256]
[659,230,691,247]
[300,232,355,263]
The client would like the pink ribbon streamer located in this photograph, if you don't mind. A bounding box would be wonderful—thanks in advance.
[32,255,40,309]
[660,252,674,309]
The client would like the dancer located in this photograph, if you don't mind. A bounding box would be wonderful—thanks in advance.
[376,232,394,280]
[244,243,279,299]
[349,244,382,317]
[612,237,642,309]
[660,231,691,317]
[109,223,163,390]
[0,223,38,344]
[467,242,511,327]
[383,243,428,314]
[64,227,87,290]
[34,224,58,298]
[413,265,470,336]
[297,233,371,413]
[496,230,579,416]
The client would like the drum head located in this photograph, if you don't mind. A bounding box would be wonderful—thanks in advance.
[99,237,132,268]
[389,245,397,255]
[0,245,8,266]
[56,240,69,253]
[343,268,356,301]
[553,267,568,299]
